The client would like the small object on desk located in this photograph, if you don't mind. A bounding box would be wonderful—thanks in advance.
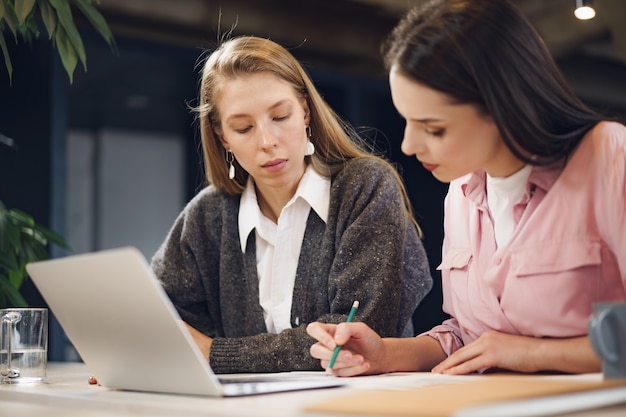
[0,308,48,384]
[588,301,626,379]
[88,375,98,385]
[328,300,359,370]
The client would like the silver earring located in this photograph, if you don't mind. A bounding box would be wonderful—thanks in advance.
[305,126,315,156]
[227,150,235,180]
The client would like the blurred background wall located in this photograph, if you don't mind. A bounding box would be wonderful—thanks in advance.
[1,0,625,361]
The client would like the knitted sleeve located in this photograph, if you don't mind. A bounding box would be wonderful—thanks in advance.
[150,187,228,340]
[317,158,432,338]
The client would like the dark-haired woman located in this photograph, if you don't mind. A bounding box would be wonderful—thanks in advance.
[307,0,626,376]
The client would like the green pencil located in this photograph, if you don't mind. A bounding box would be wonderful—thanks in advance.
[328,300,359,369]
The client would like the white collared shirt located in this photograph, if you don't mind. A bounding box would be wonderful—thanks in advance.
[238,165,330,333]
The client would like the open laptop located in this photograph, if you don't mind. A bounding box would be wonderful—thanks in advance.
[26,246,343,396]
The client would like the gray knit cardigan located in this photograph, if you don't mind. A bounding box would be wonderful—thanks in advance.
[151,157,432,373]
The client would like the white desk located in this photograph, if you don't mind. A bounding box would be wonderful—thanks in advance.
[0,362,625,417]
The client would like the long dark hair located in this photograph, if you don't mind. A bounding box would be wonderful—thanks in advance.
[382,0,604,165]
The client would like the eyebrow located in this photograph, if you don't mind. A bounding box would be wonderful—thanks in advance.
[225,100,292,122]
[412,117,445,124]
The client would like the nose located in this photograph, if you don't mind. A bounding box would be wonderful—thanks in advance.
[400,125,425,157]
[258,123,278,151]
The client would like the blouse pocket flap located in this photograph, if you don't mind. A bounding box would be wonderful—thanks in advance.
[511,239,601,277]
[437,248,472,271]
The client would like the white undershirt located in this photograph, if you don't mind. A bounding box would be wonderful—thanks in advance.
[238,165,330,333]
[486,165,532,249]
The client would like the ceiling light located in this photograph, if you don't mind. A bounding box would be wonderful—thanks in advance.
[574,0,596,20]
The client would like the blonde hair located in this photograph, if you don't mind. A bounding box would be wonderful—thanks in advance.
[193,36,420,233]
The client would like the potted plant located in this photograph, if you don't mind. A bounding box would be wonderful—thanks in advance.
[0,200,71,308]
[0,0,116,83]
[1,1,113,308]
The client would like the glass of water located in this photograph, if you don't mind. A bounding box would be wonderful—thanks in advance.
[1,308,48,384]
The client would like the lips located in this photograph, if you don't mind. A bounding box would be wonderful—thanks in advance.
[421,162,439,172]
[262,159,287,172]
[262,159,286,167]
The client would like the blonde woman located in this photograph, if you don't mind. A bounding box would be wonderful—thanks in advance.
[151,36,432,373]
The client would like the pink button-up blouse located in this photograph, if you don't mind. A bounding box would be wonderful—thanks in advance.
[425,121,626,356]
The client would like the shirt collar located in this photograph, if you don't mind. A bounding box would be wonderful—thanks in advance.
[527,160,564,193]
[461,160,565,207]
[238,164,330,252]
[297,164,330,223]
[239,179,261,252]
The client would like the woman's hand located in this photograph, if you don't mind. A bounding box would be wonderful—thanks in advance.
[306,321,387,376]
[432,331,601,375]
[184,322,213,360]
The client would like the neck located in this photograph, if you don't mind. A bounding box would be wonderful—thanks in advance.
[254,163,307,223]
[256,193,281,223]
[485,148,527,178]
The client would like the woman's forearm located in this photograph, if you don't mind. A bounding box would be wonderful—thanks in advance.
[533,336,601,374]
[383,335,448,372]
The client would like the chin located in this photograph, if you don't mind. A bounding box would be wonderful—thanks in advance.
[431,172,454,184]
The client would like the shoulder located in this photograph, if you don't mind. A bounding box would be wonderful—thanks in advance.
[555,122,626,204]
[582,121,626,150]
[187,185,237,208]
[179,185,239,224]
[574,121,626,167]
[329,157,405,213]
[333,157,398,187]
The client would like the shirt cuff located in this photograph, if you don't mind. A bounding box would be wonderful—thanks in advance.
[418,324,464,357]
[209,337,244,373]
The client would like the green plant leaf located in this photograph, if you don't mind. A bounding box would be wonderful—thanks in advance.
[35,223,72,249]
[23,226,48,246]
[19,240,36,263]
[49,0,87,70]
[0,215,21,254]
[0,203,10,250]
[0,200,70,308]
[38,0,58,39]
[8,268,24,289]
[2,0,116,85]
[17,14,40,42]
[24,237,49,261]
[2,1,19,38]
[0,29,12,83]
[8,208,36,228]
[0,250,20,272]
[54,24,78,83]
[20,229,43,254]
[15,0,37,25]
[0,275,28,308]
[73,0,116,50]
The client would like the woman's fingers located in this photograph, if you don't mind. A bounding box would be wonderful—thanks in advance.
[307,322,338,350]
[308,321,383,376]
[329,361,371,377]
[309,340,334,360]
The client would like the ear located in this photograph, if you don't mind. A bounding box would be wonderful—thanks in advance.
[215,128,229,149]
[302,99,311,126]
